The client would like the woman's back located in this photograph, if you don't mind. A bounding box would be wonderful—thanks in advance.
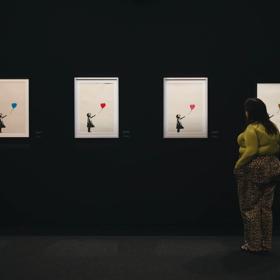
[251,123,280,154]
[236,122,280,168]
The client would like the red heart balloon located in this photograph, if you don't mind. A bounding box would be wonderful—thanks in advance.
[190,104,195,110]
[100,103,106,109]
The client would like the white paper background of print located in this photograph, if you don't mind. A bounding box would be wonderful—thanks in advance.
[257,83,280,131]
[164,78,208,138]
[0,79,29,137]
[75,78,119,138]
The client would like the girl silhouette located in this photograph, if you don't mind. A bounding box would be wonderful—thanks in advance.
[176,114,185,133]
[87,113,96,132]
[0,113,7,133]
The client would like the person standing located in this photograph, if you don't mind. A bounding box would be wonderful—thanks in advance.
[0,113,7,133]
[87,113,96,133]
[176,114,185,133]
[234,98,280,253]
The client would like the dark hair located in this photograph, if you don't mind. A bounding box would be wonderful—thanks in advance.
[244,98,279,135]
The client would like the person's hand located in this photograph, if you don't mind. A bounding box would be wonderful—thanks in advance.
[233,167,242,176]
[234,166,248,176]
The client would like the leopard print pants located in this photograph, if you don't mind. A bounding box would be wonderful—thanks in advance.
[235,156,278,251]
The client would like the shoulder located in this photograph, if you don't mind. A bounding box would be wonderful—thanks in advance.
[244,124,258,138]
[245,124,258,132]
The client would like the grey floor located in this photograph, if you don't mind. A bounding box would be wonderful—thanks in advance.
[0,236,280,280]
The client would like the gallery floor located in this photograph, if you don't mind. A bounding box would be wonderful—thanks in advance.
[0,235,279,280]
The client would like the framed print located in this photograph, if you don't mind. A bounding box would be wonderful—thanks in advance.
[0,79,29,138]
[257,83,280,130]
[75,77,119,138]
[163,77,208,138]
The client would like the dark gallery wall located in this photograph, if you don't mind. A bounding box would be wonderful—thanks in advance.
[0,0,280,234]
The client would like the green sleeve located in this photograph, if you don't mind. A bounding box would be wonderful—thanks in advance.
[235,125,258,169]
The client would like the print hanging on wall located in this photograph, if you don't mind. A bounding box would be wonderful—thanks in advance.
[0,79,29,137]
[164,77,208,138]
[257,83,280,130]
[75,77,119,138]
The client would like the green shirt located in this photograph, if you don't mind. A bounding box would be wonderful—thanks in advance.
[235,123,280,169]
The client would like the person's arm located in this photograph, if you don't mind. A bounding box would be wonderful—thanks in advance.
[234,125,258,169]
[277,133,280,155]
[2,115,7,118]
[180,116,185,119]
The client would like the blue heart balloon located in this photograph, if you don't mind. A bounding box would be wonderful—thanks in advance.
[11,103,17,109]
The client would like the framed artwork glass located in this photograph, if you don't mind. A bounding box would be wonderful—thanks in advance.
[0,79,29,138]
[75,77,119,138]
[257,83,280,130]
[163,77,208,138]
